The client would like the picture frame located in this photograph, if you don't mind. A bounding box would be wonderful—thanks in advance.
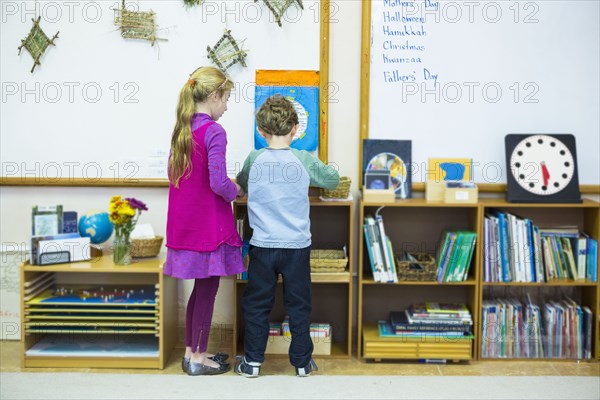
[364,170,391,190]
[32,205,63,237]
[363,139,412,199]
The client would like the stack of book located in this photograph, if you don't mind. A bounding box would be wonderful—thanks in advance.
[481,296,593,359]
[379,302,473,339]
[484,211,598,282]
[436,231,477,282]
[269,322,282,336]
[266,318,332,355]
[273,317,331,339]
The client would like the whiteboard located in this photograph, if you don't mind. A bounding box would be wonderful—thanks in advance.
[368,0,599,185]
[0,0,321,179]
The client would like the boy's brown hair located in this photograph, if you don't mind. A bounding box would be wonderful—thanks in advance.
[255,94,299,136]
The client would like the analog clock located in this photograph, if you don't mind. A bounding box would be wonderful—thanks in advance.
[505,134,581,203]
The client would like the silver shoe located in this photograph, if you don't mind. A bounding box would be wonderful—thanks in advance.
[187,360,231,376]
[181,357,190,373]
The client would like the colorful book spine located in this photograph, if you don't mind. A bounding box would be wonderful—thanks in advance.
[587,238,598,282]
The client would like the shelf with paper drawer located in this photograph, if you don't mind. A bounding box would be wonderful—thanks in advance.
[20,256,177,369]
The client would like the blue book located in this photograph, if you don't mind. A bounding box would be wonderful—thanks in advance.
[62,211,78,233]
[525,219,536,282]
[587,238,598,282]
[489,211,510,282]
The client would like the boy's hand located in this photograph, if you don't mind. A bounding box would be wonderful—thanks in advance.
[235,183,245,198]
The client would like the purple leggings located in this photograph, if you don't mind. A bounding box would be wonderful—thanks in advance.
[185,276,220,353]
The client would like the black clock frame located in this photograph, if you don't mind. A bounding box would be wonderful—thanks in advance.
[505,134,582,203]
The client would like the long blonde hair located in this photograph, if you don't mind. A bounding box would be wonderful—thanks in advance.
[169,66,234,188]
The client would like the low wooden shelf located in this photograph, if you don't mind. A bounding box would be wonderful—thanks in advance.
[233,198,354,360]
[20,255,177,369]
[362,324,473,361]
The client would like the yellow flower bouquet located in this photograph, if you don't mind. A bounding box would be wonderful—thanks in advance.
[109,196,148,265]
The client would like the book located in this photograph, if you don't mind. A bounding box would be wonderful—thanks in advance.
[378,320,473,339]
[582,307,592,359]
[576,235,587,280]
[362,139,412,199]
[407,304,472,324]
[62,211,78,234]
[375,212,397,283]
[586,237,598,282]
[436,231,457,282]
[488,210,511,282]
[451,231,476,281]
[389,311,472,333]
[560,237,578,280]
[364,216,385,282]
[443,232,464,282]
[363,224,378,281]
[425,302,470,315]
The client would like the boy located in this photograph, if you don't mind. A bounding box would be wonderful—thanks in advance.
[234,95,340,377]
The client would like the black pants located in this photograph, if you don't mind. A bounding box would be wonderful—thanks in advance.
[242,245,313,367]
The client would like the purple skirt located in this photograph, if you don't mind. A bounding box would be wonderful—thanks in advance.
[164,243,245,280]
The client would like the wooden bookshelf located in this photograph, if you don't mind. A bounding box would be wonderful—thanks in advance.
[478,199,600,361]
[358,196,600,362]
[358,198,480,362]
[233,198,354,359]
[20,255,177,369]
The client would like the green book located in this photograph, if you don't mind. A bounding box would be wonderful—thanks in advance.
[444,232,464,282]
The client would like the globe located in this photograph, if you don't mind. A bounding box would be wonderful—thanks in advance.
[78,210,113,244]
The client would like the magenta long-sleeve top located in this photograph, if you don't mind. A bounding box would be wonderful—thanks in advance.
[164,113,244,279]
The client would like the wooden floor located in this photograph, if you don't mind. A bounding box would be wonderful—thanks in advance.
[3,341,599,377]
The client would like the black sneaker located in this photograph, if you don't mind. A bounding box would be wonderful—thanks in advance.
[209,352,229,363]
[295,359,318,377]
[234,356,261,378]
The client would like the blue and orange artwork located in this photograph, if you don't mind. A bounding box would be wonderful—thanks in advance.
[254,70,320,152]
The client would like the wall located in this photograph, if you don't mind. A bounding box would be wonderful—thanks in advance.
[0,0,321,178]
[1,2,597,340]
[0,1,362,335]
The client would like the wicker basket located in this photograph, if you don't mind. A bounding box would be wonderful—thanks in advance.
[130,236,164,258]
[320,177,351,200]
[395,252,436,281]
[310,249,348,273]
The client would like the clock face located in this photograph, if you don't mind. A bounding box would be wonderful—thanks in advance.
[509,135,575,195]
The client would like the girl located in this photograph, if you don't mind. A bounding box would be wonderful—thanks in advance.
[165,66,245,376]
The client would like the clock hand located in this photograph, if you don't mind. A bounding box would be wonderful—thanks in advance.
[541,162,550,187]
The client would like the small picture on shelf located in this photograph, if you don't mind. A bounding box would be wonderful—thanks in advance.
[32,205,63,236]
[363,139,411,199]
[364,170,391,190]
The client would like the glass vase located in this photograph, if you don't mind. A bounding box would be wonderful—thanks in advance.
[113,234,131,265]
